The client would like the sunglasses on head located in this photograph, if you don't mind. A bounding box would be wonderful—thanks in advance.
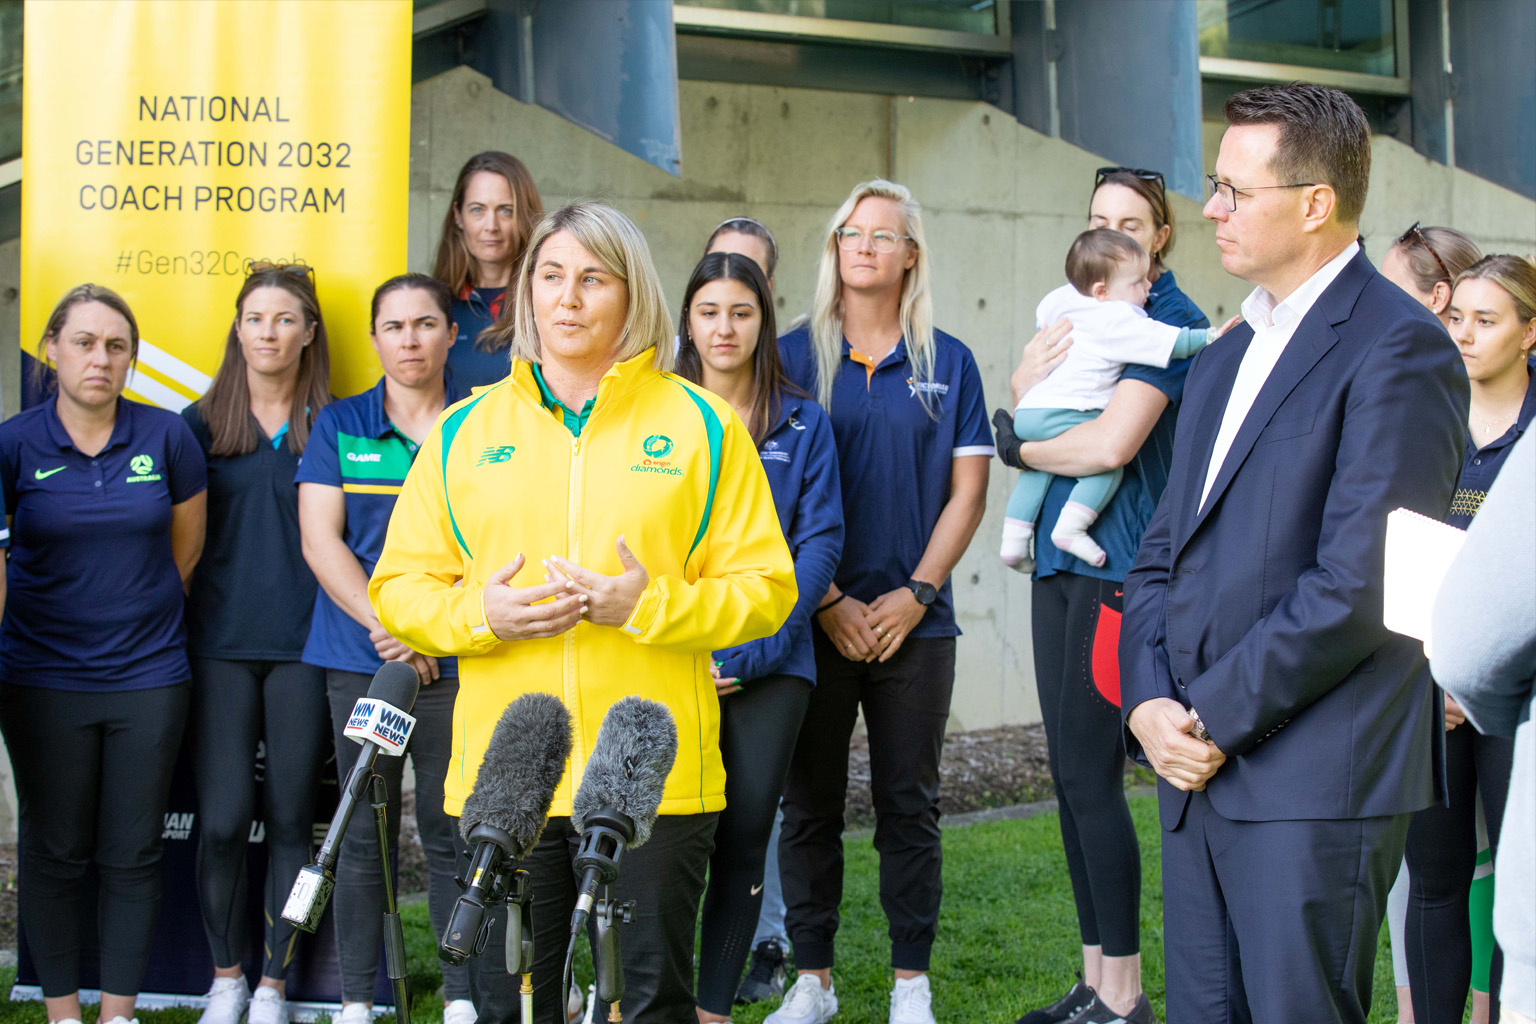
[1397,222,1451,283]
[1095,166,1167,197]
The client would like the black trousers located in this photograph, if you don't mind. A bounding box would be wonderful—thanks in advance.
[0,680,190,997]
[780,632,956,972]
[326,670,469,1004]
[1162,789,1408,1024]
[190,657,329,979]
[454,813,718,1024]
[1031,573,1141,956]
[695,673,812,1015]
[1405,720,1514,1024]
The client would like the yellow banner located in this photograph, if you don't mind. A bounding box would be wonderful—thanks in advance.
[21,0,411,407]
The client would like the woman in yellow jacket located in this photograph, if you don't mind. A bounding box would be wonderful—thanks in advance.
[370,201,796,1024]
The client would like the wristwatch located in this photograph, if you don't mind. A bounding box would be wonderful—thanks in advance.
[905,579,938,607]
[1188,707,1212,742]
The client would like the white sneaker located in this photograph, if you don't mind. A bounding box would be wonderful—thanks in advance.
[338,1004,374,1024]
[248,986,289,1024]
[100,1017,141,1024]
[566,978,585,1024]
[443,1000,476,1024]
[198,977,251,1024]
[889,975,935,1024]
[765,973,838,1024]
[50,1018,85,1024]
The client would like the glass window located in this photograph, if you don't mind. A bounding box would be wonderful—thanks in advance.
[677,0,999,36]
[1,0,21,165]
[1197,0,1397,77]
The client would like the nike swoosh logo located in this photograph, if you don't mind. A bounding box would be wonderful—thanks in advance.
[34,466,66,480]
[751,884,763,895]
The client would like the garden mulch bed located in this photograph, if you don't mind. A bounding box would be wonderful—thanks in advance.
[0,724,1063,947]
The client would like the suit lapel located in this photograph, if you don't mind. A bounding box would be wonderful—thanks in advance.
[1171,330,1249,550]
[1176,250,1373,552]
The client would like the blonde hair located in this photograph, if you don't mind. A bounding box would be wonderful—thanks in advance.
[495,202,674,372]
[1452,254,1536,324]
[807,179,936,413]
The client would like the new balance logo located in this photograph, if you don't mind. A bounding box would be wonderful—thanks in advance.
[477,445,516,465]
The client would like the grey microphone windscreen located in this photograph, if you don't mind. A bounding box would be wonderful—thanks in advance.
[570,696,678,848]
[458,691,573,858]
[368,660,421,715]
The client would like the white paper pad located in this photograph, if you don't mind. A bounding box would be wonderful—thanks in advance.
[1384,507,1466,642]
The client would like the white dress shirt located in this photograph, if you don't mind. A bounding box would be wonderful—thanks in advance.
[1199,241,1359,512]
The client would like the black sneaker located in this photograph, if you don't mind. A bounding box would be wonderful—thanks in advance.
[735,938,788,1004]
[1015,972,1095,1024]
[1064,993,1157,1024]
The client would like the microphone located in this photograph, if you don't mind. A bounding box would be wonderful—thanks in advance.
[567,697,678,936]
[282,661,419,931]
[439,692,572,966]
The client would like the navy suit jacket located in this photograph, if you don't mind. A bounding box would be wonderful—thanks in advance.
[1120,250,1468,830]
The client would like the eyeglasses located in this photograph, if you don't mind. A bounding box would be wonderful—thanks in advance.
[1095,166,1166,199]
[1397,221,1452,282]
[248,260,315,279]
[1205,175,1317,212]
[834,228,912,254]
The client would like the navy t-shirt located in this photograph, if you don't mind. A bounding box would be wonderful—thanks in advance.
[296,377,462,676]
[1448,365,1535,528]
[447,286,514,391]
[182,402,318,660]
[0,397,207,690]
[779,326,992,638]
[1036,269,1210,583]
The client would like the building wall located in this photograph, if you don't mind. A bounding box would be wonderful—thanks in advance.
[408,67,1536,734]
[0,68,1532,837]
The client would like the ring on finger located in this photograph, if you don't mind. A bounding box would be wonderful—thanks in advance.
[874,625,885,636]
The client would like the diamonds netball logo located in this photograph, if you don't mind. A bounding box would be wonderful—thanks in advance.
[642,434,674,458]
[633,434,681,476]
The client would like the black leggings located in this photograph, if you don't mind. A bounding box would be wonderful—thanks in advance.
[1031,572,1141,957]
[190,658,329,978]
[695,674,812,1015]
[0,680,189,997]
[325,670,469,1005]
[1405,717,1513,1024]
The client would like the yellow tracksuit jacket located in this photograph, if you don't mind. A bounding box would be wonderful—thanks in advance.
[369,349,797,818]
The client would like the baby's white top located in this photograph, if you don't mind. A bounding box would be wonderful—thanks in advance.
[1018,283,1183,412]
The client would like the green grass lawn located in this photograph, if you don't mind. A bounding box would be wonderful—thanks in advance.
[0,794,1404,1024]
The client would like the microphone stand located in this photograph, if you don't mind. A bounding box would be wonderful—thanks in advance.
[593,896,634,1023]
[503,870,537,1024]
[370,774,412,1024]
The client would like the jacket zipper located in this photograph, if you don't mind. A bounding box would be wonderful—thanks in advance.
[565,431,585,794]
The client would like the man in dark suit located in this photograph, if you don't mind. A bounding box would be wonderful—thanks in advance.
[1121,84,1468,1023]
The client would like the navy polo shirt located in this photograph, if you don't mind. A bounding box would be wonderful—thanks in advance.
[296,376,463,676]
[1448,365,1535,528]
[779,326,992,638]
[447,286,514,391]
[182,402,318,660]
[1036,270,1210,583]
[0,397,206,690]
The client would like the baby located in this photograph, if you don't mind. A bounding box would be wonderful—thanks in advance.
[1001,228,1216,572]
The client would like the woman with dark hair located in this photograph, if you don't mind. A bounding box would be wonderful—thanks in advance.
[297,273,474,1024]
[676,253,843,1024]
[0,284,207,1024]
[996,167,1208,1024]
[432,150,545,389]
[183,264,333,1024]
[703,217,780,289]
[1402,255,1536,1024]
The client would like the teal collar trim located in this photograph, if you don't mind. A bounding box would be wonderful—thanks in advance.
[531,362,595,439]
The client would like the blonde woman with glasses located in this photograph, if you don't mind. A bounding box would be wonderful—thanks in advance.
[770,180,991,1024]
[371,202,796,1024]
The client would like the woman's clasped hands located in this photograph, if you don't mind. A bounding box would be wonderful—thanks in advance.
[480,537,651,641]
